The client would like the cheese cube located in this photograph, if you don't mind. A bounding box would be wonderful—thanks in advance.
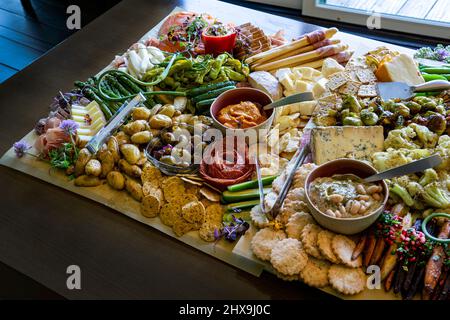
[294,80,310,93]
[322,58,345,78]
[274,68,293,80]
[311,126,384,164]
[293,67,321,80]
[279,74,295,91]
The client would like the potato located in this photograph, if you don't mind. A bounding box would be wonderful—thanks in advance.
[136,151,148,167]
[107,171,125,190]
[85,159,102,176]
[118,159,142,178]
[131,131,152,144]
[74,175,102,187]
[173,114,193,125]
[157,104,175,118]
[74,148,92,177]
[115,131,130,145]
[120,144,140,164]
[149,114,172,129]
[122,120,149,136]
[107,136,120,163]
[125,178,143,201]
[149,104,163,117]
[132,107,151,121]
[173,96,187,112]
[99,151,115,177]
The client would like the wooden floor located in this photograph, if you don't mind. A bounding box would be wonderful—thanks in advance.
[326,0,450,22]
[0,0,121,83]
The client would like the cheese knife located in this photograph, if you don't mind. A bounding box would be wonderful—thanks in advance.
[377,80,450,100]
[263,92,314,110]
[363,154,442,183]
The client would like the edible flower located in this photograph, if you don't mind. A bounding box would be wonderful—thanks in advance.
[13,141,31,158]
[59,119,79,135]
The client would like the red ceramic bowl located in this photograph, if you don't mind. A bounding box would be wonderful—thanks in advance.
[210,87,275,134]
[305,159,389,235]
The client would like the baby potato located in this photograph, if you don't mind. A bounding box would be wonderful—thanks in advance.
[120,144,140,164]
[107,171,125,190]
[132,107,151,121]
[118,159,142,178]
[99,151,115,177]
[74,148,92,177]
[74,175,102,187]
[107,136,120,163]
[115,131,131,145]
[122,120,149,136]
[85,159,102,177]
[157,104,175,118]
[125,178,143,201]
[149,114,172,129]
[131,131,152,144]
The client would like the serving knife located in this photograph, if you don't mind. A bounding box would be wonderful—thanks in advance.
[86,93,146,154]
[363,154,442,183]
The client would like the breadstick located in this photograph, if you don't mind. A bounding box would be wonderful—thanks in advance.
[253,39,341,67]
[268,50,354,70]
[254,43,348,71]
[245,27,338,64]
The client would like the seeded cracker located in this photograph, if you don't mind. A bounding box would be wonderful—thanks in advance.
[355,68,377,83]
[163,178,185,203]
[301,223,324,259]
[140,195,162,218]
[142,182,163,199]
[181,201,205,225]
[172,215,194,237]
[270,239,308,276]
[160,202,181,227]
[300,257,330,288]
[328,265,366,295]
[338,81,360,95]
[198,221,221,242]
[141,165,162,187]
[331,235,363,268]
[251,228,286,261]
[286,212,314,240]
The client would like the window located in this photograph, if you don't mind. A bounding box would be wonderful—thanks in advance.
[302,0,450,39]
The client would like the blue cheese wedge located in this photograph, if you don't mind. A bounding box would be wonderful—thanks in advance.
[311,126,384,164]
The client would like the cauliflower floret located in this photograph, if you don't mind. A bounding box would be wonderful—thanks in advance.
[384,126,419,150]
[435,135,450,170]
[410,123,438,148]
[372,148,411,171]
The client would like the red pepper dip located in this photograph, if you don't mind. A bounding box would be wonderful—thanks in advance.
[199,138,254,190]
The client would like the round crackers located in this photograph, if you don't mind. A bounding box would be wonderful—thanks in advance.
[141,164,162,187]
[301,223,324,259]
[300,257,330,288]
[317,230,339,263]
[140,195,162,218]
[286,212,314,240]
[250,205,271,229]
[251,228,286,261]
[328,265,366,295]
[162,177,185,203]
[331,235,363,268]
[181,201,205,225]
[159,202,181,227]
[270,238,308,276]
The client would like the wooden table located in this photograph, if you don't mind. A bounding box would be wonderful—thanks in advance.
[0,0,410,299]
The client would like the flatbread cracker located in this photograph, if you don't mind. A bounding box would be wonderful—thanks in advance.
[328,265,366,295]
[301,223,323,259]
[286,212,313,240]
[317,230,339,263]
[300,257,330,288]
[332,235,363,268]
[270,239,308,276]
[251,228,286,261]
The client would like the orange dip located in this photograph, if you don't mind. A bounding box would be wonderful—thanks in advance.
[217,101,267,129]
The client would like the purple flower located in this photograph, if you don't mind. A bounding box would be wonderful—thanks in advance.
[59,119,79,135]
[13,141,31,158]
[436,48,450,61]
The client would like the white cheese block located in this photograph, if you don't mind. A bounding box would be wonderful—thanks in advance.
[274,68,292,80]
[311,126,384,165]
[375,53,424,86]
[248,71,283,101]
[312,78,328,99]
[286,101,318,116]
[322,58,345,78]
[292,67,321,80]
[294,80,311,93]
[279,74,295,92]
